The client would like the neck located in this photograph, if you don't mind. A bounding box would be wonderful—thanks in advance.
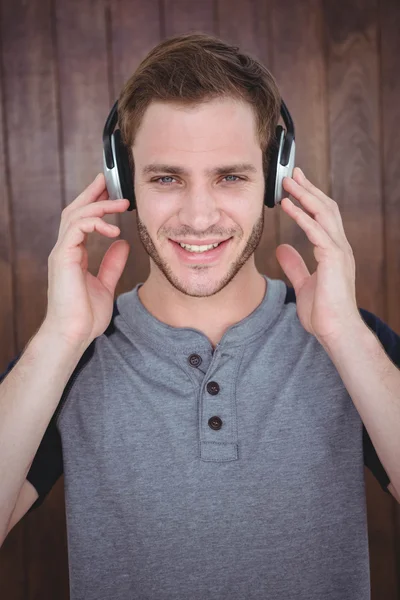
[137,264,267,349]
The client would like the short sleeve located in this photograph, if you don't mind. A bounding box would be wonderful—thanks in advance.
[26,411,63,512]
[359,308,400,494]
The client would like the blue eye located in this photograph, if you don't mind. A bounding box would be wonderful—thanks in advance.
[157,176,176,185]
[224,175,241,182]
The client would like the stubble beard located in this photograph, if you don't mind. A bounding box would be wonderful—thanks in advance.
[135,206,265,298]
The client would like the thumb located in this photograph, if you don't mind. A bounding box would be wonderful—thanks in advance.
[97,239,130,295]
[275,243,309,291]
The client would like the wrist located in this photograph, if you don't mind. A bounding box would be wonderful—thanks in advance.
[34,320,90,358]
[318,317,376,358]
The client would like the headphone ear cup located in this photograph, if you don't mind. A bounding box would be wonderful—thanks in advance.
[264,125,283,208]
[113,129,136,210]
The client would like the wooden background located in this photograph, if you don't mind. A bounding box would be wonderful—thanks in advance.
[0,0,399,597]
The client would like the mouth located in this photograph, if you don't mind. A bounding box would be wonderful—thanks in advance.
[169,237,233,263]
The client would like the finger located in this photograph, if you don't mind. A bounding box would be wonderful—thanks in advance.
[97,239,130,295]
[293,170,347,236]
[59,198,129,239]
[281,197,336,251]
[66,173,107,212]
[275,243,310,292]
[98,188,110,202]
[55,217,121,262]
[292,168,331,205]
[291,168,346,231]
[281,179,345,246]
[76,198,129,220]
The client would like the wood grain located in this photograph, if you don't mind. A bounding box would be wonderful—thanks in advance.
[163,0,216,36]
[0,0,399,597]
[380,0,400,334]
[379,0,400,593]
[0,9,25,598]
[324,0,398,597]
[0,0,68,598]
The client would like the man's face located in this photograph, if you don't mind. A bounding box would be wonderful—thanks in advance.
[132,96,266,298]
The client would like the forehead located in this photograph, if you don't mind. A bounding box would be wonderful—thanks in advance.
[132,97,261,164]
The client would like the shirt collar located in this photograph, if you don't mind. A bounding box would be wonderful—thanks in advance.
[116,275,286,353]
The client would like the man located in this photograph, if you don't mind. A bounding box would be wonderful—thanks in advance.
[0,32,399,600]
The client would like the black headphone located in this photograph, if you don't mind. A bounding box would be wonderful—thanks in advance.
[102,99,295,210]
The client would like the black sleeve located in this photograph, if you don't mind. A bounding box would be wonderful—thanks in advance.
[26,412,63,512]
[0,353,64,512]
[359,308,400,494]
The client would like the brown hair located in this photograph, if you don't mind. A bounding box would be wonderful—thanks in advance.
[118,32,281,177]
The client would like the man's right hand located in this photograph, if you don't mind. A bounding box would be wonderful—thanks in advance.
[43,173,131,350]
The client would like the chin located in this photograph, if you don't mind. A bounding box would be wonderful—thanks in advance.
[168,278,233,298]
[161,258,244,298]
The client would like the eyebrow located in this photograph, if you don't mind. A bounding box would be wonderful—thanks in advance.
[142,163,258,177]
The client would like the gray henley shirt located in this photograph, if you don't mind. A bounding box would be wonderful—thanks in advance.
[3,274,398,600]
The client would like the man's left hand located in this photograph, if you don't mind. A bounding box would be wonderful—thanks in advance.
[276,167,363,346]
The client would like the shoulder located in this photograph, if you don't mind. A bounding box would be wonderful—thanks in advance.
[284,284,400,367]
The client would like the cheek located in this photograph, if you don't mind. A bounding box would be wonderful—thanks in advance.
[137,201,170,234]
[230,206,263,231]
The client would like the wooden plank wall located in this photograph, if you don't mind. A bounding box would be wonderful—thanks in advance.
[0,0,399,597]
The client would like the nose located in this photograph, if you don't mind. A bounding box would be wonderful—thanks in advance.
[177,185,221,231]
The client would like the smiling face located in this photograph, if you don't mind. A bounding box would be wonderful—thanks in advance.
[132,96,266,298]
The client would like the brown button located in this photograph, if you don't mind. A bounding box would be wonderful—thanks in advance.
[188,354,202,367]
[208,416,223,430]
[206,381,220,395]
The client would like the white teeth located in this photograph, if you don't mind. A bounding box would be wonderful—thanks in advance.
[179,242,221,253]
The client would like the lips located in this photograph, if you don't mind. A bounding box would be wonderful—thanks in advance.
[169,237,232,263]
[171,239,229,246]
